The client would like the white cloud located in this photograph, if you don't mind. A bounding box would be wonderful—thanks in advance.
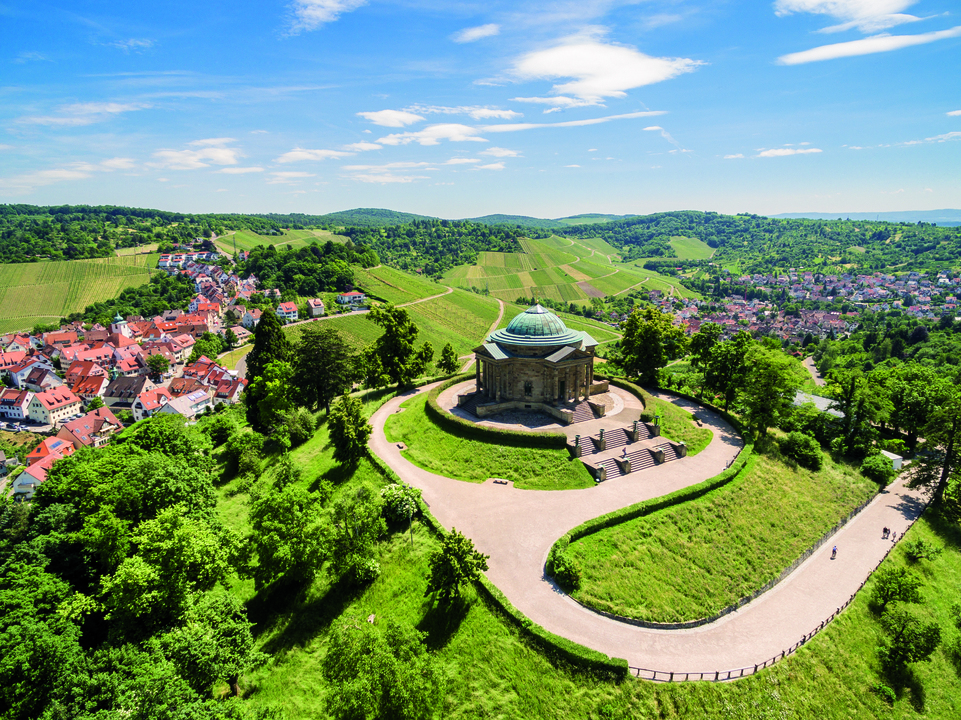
[109,38,154,52]
[408,104,522,120]
[478,162,505,170]
[565,164,581,167]
[481,110,665,133]
[644,125,686,152]
[445,158,481,165]
[267,171,315,184]
[778,25,961,64]
[342,161,434,171]
[452,24,500,43]
[13,51,50,64]
[342,161,434,184]
[0,145,13,151]
[588,148,598,152]
[948,110,961,116]
[275,148,354,163]
[480,147,521,157]
[152,138,242,170]
[756,147,823,157]
[0,156,135,194]
[342,142,382,151]
[357,109,425,127]
[98,157,136,170]
[351,173,430,184]
[217,167,265,174]
[926,131,961,142]
[724,153,744,159]
[288,0,366,33]
[377,123,488,146]
[17,102,149,127]
[510,33,702,108]
[774,0,923,33]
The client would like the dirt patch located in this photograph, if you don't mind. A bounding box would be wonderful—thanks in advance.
[577,281,605,298]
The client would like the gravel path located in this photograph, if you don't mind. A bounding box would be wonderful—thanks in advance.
[369,383,926,674]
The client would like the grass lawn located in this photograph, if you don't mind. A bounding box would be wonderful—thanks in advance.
[218,345,252,371]
[384,394,594,490]
[566,448,877,622]
[643,393,713,456]
[669,235,715,260]
[208,382,961,718]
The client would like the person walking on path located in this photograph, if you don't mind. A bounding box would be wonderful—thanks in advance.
[831,545,837,560]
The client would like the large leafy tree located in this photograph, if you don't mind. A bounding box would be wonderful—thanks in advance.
[617,306,688,385]
[827,368,885,458]
[879,363,952,452]
[187,331,225,364]
[293,323,357,413]
[910,388,961,506]
[425,528,489,604]
[244,360,294,432]
[246,483,328,589]
[328,488,386,584]
[322,618,443,720]
[703,331,754,408]
[328,393,373,466]
[244,307,292,426]
[366,304,431,388]
[437,342,460,375]
[737,345,804,440]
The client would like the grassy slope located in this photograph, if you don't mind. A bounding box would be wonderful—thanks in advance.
[222,391,961,719]
[384,393,594,490]
[213,228,346,255]
[567,449,877,622]
[669,235,715,260]
[643,393,713,455]
[0,254,158,334]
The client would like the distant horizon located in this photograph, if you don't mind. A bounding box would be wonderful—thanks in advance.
[3,0,958,216]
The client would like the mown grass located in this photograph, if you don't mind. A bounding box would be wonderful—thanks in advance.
[566,448,877,622]
[669,235,715,260]
[642,393,714,456]
[383,393,594,490]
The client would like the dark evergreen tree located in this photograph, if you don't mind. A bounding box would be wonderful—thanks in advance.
[293,324,357,413]
[244,309,292,430]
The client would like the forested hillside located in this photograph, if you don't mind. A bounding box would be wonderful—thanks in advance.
[557,211,961,272]
[0,205,283,263]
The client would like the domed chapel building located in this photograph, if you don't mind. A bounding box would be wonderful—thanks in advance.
[464,304,608,424]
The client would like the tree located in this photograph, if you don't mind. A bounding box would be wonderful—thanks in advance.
[246,483,327,589]
[158,591,263,697]
[187,332,225,364]
[366,304,431,387]
[86,395,105,411]
[737,345,804,439]
[870,566,923,613]
[224,328,238,350]
[703,331,753,408]
[244,360,294,433]
[880,363,951,452]
[145,353,170,381]
[245,306,292,383]
[827,368,885,457]
[425,528,489,604]
[617,306,688,385]
[688,321,722,370]
[437,342,459,375]
[328,393,372,466]
[910,388,961,506]
[322,618,443,720]
[292,323,357,413]
[879,605,941,669]
[328,487,386,584]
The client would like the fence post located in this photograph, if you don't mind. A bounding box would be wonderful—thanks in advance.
[669,671,674,682]
[715,670,719,681]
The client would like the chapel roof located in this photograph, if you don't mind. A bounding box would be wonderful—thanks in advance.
[487,304,584,347]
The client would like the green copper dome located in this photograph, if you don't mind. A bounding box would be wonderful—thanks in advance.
[488,304,583,347]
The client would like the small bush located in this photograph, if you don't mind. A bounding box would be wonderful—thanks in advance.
[380,483,421,523]
[284,406,316,446]
[350,556,381,585]
[881,438,907,456]
[871,681,896,704]
[640,410,656,424]
[225,432,265,479]
[203,413,237,447]
[274,452,301,488]
[551,552,582,591]
[779,431,822,470]
[902,537,943,563]
[860,453,896,485]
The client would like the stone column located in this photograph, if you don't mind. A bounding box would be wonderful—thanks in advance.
[475,361,481,393]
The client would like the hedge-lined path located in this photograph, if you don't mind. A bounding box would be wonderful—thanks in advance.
[369,382,928,675]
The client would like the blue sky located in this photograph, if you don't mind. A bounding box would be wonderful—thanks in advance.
[1,0,959,218]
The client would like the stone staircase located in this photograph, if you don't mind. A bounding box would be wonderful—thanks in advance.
[578,431,687,483]
[570,400,597,423]
[458,392,484,417]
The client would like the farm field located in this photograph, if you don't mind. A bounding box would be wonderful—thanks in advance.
[669,235,715,260]
[0,254,158,334]
[443,235,698,305]
[355,265,445,305]
[213,228,346,256]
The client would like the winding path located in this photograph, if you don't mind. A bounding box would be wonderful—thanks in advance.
[369,383,927,675]
[459,299,505,372]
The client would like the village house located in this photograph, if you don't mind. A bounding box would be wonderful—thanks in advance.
[276,301,299,323]
[71,374,110,402]
[242,308,263,329]
[307,298,325,317]
[24,367,64,393]
[132,387,173,422]
[0,388,33,420]
[12,453,59,499]
[159,388,212,420]
[103,375,156,409]
[57,407,123,449]
[9,357,54,390]
[336,290,366,306]
[26,437,76,466]
[28,387,82,426]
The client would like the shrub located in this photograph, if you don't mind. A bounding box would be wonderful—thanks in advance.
[380,483,421,523]
[871,681,896,704]
[284,406,316,446]
[225,432,265,479]
[860,453,896,485]
[640,410,656,423]
[902,537,943,563]
[881,438,907,456]
[779,431,822,470]
[550,552,581,591]
[203,414,237,447]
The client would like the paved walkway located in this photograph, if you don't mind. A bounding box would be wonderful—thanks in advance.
[369,383,928,673]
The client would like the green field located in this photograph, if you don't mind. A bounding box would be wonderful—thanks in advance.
[566,448,877,623]
[443,235,698,305]
[385,393,595,490]
[213,228,346,256]
[669,235,715,260]
[0,254,159,334]
[355,265,446,305]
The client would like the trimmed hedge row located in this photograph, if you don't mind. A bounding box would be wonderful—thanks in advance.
[364,448,629,678]
[424,374,568,449]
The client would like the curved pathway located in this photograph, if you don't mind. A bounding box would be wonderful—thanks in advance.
[459,299,505,373]
[369,384,927,674]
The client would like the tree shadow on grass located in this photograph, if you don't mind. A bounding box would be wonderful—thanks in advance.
[886,663,927,713]
[925,505,961,551]
[417,596,469,651]
[247,574,364,655]
[312,461,357,490]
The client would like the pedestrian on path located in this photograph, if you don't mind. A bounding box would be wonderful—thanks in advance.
[882,527,889,539]
[831,545,837,560]
[891,531,898,542]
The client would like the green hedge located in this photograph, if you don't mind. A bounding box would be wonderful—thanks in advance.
[365,446,628,679]
[424,374,568,449]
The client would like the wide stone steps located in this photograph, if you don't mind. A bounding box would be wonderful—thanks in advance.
[571,400,597,423]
